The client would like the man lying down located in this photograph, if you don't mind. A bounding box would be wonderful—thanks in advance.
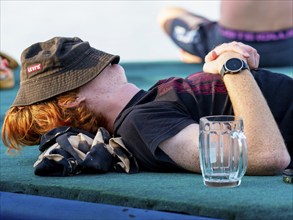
[2,37,292,176]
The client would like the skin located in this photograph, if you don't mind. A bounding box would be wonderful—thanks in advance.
[160,42,290,175]
[158,1,293,33]
[220,0,293,31]
[75,42,290,176]
[77,64,140,133]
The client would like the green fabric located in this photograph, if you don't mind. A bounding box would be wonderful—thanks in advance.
[1,62,293,220]
[1,147,292,219]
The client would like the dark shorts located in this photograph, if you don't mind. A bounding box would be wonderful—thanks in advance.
[168,17,293,67]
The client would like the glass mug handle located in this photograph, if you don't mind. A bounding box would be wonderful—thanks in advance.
[231,131,248,178]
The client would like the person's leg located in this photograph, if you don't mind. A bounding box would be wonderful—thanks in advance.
[158,5,293,67]
[158,7,211,63]
[157,7,243,63]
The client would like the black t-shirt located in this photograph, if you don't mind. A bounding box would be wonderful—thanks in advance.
[114,70,293,171]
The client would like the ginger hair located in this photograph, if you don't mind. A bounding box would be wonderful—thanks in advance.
[1,89,106,154]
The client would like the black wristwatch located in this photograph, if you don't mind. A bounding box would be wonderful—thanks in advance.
[220,58,249,78]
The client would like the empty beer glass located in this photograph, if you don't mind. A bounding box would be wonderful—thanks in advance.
[199,115,248,187]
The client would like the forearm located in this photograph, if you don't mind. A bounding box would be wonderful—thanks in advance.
[204,42,291,175]
[224,70,290,175]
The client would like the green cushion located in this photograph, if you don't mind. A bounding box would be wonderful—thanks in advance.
[1,62,292,219]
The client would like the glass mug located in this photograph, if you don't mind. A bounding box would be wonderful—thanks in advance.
[199,115,248,187]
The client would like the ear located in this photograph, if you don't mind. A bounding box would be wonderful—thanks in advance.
[61,97,86,108]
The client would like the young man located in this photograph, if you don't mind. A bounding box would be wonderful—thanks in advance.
[2,37,292,175]
[158,0,293,67]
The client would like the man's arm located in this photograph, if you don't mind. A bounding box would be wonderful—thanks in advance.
[159,42,290,175]
[159,123,201,173]
[221,67,290,175]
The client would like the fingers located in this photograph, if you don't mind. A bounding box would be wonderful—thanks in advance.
[246,50,260,69]
[205,42,253,60]
[205,41,260,69]
[204,50,219,63]
[224,42,251,57]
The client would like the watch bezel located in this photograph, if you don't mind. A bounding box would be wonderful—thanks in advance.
[224,58,244,73]
[220,58,249,77]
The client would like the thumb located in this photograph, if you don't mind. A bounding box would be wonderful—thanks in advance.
[205,50,218,62]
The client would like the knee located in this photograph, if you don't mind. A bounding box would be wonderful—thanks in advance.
[157,7,188,33]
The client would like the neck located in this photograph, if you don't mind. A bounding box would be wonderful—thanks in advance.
[104,83,140,133]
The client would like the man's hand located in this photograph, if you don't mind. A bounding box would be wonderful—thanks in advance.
[203,41,260,74]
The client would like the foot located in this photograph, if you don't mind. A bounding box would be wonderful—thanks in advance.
[0,52,19,69]
[179,49,202,63]
[0,57,15,89]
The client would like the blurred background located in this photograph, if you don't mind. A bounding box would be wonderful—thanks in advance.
[1,0,220,63]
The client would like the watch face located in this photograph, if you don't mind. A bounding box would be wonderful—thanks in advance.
[225,58,243,72]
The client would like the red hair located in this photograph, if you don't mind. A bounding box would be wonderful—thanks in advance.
[2,89,106,154]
